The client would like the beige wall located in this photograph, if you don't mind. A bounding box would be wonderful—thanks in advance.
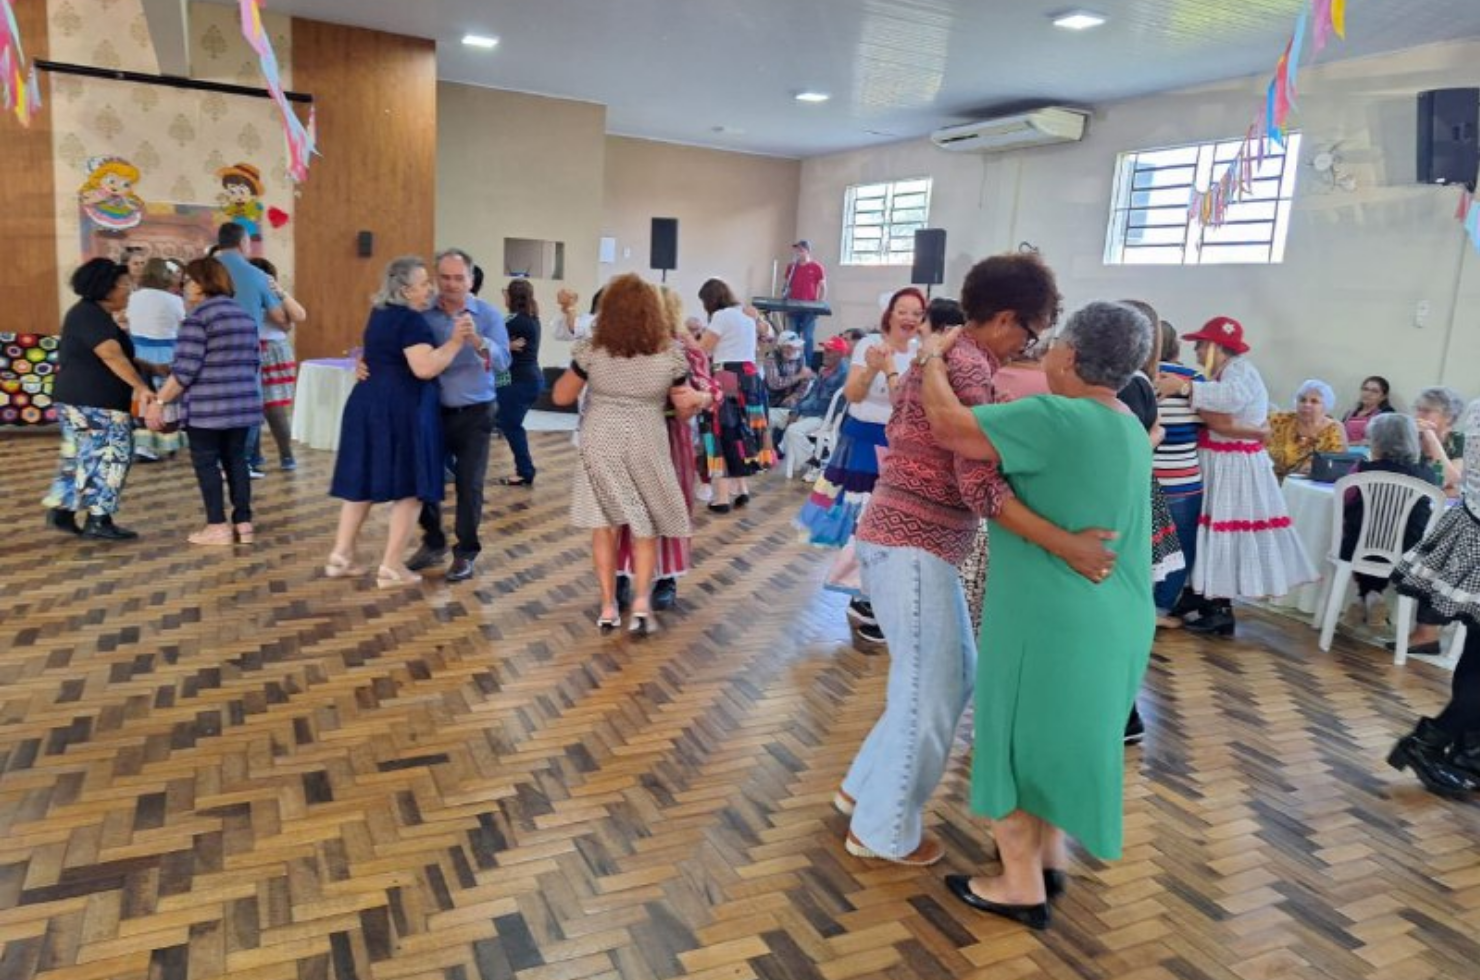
[799,39,1480,409]
[601,137,801,329]
[435,83,606,366]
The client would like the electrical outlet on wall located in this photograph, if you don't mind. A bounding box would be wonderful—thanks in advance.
[1415,300,1431,327]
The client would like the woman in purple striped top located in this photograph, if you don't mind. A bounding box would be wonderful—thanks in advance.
[146,257,263,546]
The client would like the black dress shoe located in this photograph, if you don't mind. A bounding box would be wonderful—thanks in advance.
[733,493,750,509]
[1387,718,1477,797]
[80,515,138,540]
[446,557,476,582]
[1044,869,1068,901]
[1385,639,1443,656]
[1184,603,1236,637]
[944,875,1050,930]
[406,545,448,572]
[651,578,678,611]
[45,507,81,535]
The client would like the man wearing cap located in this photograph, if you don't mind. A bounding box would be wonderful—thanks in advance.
[783,240,827,360]
[778,333,852,474]
[766,330,815,424]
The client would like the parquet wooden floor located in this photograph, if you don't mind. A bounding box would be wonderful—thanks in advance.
[3,428,1479,980]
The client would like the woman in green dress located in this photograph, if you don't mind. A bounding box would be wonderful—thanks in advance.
[920,300,1156,930]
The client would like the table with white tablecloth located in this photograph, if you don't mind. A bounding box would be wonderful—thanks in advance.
[290,358,358,452]
[1266,476,1335,617]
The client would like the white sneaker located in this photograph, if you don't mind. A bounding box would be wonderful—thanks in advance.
[695,483,713,503]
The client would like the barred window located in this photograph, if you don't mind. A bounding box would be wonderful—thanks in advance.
[841,177,932,266]
[1104,133,1301,266]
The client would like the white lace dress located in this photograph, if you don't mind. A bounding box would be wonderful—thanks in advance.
[1190,357,1316,599]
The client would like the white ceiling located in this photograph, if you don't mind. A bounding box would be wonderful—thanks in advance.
[208,0,1480,158]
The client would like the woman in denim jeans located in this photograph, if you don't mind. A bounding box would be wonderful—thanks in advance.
[837,254,1119,869]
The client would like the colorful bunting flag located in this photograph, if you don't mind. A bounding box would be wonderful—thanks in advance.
[238,0,316,181]
[1,0,40,127]
[1191,1,1348,229]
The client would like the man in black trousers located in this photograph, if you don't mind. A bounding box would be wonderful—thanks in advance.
[406,249,512,582]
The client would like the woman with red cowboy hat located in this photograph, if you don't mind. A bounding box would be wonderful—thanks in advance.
[1154,316,1316,635]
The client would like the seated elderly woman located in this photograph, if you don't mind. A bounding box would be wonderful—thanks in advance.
[1412,386,1467,494]
[1267,379,1347,480]
[1339,414,1439,631]
[921,300,1156,930]
[766,330,814,423]
[1342,376,1396,445]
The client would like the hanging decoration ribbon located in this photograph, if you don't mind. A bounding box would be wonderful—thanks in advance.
[1456,190,1480,255]
[1,0,42,126]
[1188,2,1347,229]
[238,0,316,182]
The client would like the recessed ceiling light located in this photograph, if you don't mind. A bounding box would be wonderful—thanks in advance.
[462,34,499,49]
[1051,11,1107,31]
[795,91,830,104]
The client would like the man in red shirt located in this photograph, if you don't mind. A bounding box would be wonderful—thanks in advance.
[783,239,827,361]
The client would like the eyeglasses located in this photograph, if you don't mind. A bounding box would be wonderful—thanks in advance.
[1361,386,1384,394]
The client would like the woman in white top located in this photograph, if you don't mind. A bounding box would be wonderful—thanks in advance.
[127,258,186,461]
[697,278,772,511]
[795,287,925,626]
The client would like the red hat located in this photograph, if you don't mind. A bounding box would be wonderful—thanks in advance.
[1182,316,1250,355]
[821,334,850,353]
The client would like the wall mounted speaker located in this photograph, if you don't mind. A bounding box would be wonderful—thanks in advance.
[650,218,679,270]
[1418,88,1479,187]
[912,228,946,286]
[356,230,374,258]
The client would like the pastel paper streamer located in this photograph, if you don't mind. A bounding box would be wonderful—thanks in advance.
[238,0,316,181]
[1,0,40,126]
[1287,11,1308,102]
[1311,0,1335,52]
[1332,0,1347,39]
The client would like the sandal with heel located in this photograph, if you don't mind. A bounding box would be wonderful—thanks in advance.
[324,553,368,579]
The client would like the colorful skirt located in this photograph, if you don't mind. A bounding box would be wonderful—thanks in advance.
[618,413,696,579]
[1394,504,1480,629]
[1150,477,1185,585]
[261,338,297,409]
[701,361,774,478]
[1192,436,1316,599]
[131,336,185,456]
[796,414,887,548]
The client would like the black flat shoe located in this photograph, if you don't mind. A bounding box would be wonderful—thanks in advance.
[1044,869,1068,901]
[944,875,1050,930]
[651,578,678,611]
[707,502,732,514]
[45,507,81,535]
[1385,640,1443,656]
[498,476,534,487]
[1184,610,1235,637]
[733,493,750,509]
[80,515,138,540]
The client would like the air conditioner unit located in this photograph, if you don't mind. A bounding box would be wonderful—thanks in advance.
[930,107,1089,153]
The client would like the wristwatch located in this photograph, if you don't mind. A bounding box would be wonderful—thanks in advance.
[915,350,941,367]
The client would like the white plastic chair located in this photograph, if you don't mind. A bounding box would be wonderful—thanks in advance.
[808,386,849,474]
[1313,471,1446,664]
[784,387,848,479]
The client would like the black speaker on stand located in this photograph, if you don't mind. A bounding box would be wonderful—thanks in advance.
[912,228,946,297]
[650,218,679,282]
[1418,88,1479,189]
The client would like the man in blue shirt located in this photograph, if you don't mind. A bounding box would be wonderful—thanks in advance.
[406,248,512,582]
[214,222,287,477]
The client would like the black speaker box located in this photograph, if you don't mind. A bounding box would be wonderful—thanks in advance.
[912,228,946,286]
[1418,88,1479,187]
[650,218,679,270]
[356,230,374,258]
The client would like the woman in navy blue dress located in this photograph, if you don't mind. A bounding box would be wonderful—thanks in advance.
[327,256,475,587]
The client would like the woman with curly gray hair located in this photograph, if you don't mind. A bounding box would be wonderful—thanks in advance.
[921,301,1157,930]
[326,257,474,586]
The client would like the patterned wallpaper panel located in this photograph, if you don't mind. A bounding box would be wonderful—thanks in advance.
[48,0,299,305]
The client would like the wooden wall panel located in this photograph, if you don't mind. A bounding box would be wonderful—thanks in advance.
[5,0,59,331]
[289,20,436,361]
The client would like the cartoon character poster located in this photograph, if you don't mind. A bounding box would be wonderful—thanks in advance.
[78,155,145,232]
[215,162,265,240]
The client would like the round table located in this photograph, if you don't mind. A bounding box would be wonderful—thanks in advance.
[1267,475,1335,617]
[290,358,358,451]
